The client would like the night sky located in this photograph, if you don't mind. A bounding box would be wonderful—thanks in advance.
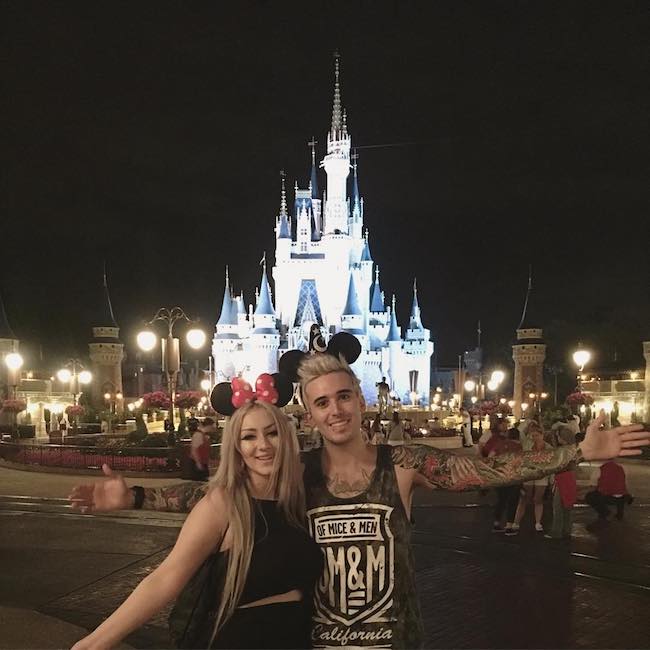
[2,1,649,373]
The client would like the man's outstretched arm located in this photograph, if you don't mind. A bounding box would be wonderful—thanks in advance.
[393,413,650,492]
[68,464,207,514]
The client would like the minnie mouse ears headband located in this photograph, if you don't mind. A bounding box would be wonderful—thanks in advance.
[210,372,294,417]
[278,329,362,383]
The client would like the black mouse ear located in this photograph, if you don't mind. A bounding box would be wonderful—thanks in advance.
[272,372,295,408]
[210,382,236,416]
[278,349,307,383]
[327,332,362,365]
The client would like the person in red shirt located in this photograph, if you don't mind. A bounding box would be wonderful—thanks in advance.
[585,459,633,520]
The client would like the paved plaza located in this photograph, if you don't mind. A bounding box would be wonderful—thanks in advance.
[1,461,649,649]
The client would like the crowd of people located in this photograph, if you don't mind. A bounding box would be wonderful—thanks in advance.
[67,354,649,650]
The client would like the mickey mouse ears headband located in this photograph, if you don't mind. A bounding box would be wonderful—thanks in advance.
[210,372,294,416]
[278,330,362,383]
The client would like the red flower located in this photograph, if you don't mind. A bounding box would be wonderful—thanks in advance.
[566,391,594,406]
[142,391,171,409]
[2,399,26,413]
[65,405,85,417]
[175,391,203,409]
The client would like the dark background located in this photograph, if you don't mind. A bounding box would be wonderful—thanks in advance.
[2,0,649,372]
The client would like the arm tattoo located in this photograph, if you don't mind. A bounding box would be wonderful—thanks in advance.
[326,469,373,498]
[391,444,583,491]
[142,482,208,512]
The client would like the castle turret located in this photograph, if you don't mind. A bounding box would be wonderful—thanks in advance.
[249,261,280,377]
[512,271,546,419]
[212,267,241,382]
[385,296,403,394]
[88,267,124,409]
[340,272,365,339]
[275,174,291,262]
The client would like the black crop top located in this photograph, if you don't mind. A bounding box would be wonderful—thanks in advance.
[220,499,323,606]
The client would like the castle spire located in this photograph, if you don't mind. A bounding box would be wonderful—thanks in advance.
[342,272,362,316]
[308,137,319,199]
[351,149,360,208]
[370,266,384,312]
[386,295,401,342]
[217,266,236,326]
[279,170,287,217]
[100,261,118,327]
[255,257,276,316]
[410,277,423,329]
[360,228,372,262]
[330,52,343,137]
[517,265,535,329]
[277,171,290,239]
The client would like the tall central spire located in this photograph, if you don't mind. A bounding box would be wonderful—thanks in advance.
[331,52,342,136]
[279,170,287,216]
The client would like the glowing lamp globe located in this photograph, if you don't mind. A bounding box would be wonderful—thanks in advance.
[487,379,499,391]
[491,370,505,385]
[186,328,206,350]
[137,330,157,352]
[573,348,591,371]
[5,352,24,371]
[78,370,92,384]
[57,368,72,383]
[200,379,211,391]
[464,380,476,392]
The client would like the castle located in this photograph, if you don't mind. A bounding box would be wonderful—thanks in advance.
[211,58,434,405]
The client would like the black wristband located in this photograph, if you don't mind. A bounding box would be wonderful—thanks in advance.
[131,486,145,510]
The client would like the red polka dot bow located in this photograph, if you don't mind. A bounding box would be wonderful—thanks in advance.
[230,373,279,409]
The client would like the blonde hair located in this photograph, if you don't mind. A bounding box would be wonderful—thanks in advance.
[208,400,305,643]
[297,353,361,407]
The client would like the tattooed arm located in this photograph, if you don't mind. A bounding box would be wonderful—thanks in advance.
[392,412,650,492]
[391,443,582,492]
[142,482,208,512]
[69,463,207,514]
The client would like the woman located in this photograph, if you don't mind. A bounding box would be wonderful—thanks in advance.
[510,422,552,534]
[72,397,323,650]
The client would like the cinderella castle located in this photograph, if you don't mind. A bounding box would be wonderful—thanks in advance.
[211,57,434,406]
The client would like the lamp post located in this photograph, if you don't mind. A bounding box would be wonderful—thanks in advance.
[572,345,591,390]
[57,360,92,406]
[4,352,24,399]
[137,307,206,432]
[103,387,123,433]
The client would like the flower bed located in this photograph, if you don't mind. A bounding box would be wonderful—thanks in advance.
[0,442,179,472]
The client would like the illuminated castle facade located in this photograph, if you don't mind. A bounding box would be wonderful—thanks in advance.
[211,59,434,405]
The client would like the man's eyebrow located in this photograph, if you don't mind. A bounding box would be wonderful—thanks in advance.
[314,389,353,402]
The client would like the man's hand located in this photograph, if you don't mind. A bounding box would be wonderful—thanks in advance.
[579,412,650,461]
[68,464,132,513]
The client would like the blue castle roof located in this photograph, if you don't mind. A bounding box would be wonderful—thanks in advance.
[409,279,423,329]
[386,298,402,342]
[255,265,276,316]
[217,274,237,326]
[370,268,384,312]
[342,273,362,316]
[360,232,372,263]
[278,214,291,239]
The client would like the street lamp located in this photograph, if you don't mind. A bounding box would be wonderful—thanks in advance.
[137,307,206,432]
[573,344,591,390]
[57,359,92,406]
[4,352,24,399]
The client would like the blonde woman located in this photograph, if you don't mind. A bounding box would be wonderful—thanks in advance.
[72,384,323,650]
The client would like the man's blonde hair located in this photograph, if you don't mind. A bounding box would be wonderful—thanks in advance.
[297,353,361,407]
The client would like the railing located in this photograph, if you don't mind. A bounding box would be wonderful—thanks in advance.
[0,441,185,473]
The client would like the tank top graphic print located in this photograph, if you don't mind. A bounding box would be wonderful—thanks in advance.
[303,445,423,649]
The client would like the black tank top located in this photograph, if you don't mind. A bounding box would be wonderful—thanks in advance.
[226,499,323,606]
[303,445,424,649]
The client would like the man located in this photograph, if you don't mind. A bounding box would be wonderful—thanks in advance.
[188,419,210,481]
[375,376,390,416]
[585,458,634,521]
[70,355,649,649]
